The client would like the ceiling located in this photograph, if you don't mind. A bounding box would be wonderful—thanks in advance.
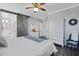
[45,3,79,14]
[0,3,79,19]
[15,3,79,13]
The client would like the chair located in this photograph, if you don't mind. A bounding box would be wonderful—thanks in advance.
[66,33,79,49]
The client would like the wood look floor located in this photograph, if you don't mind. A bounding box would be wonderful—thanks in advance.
[53,44,79,56]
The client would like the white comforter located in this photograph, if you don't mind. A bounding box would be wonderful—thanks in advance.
[0,37,57,56]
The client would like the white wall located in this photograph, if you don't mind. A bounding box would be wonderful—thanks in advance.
[48,6,79,46]
[48,13,64,46]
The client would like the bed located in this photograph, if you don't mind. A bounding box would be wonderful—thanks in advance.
[0,37,57,56]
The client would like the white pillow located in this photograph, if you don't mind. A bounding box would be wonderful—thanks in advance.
[71,33,78,41]
[0,37,7,47]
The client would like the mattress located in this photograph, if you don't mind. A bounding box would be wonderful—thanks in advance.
[0,37,57,56]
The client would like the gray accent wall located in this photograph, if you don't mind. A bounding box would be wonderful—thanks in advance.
[17,14,29,37]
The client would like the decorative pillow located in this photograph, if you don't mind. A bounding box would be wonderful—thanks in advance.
[0,36,7,47]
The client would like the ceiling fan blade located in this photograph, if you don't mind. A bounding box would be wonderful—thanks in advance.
[39,8,46,11]
[25,7,33,9]
[40,3,45,6]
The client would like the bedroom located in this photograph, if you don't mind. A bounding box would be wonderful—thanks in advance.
[0,3,79,56]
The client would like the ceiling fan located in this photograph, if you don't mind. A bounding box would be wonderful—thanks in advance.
[25,3,46,13]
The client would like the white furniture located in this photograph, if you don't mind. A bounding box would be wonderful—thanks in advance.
[0,37,57,56]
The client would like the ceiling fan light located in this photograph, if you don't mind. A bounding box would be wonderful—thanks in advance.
[34,8,38,12]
